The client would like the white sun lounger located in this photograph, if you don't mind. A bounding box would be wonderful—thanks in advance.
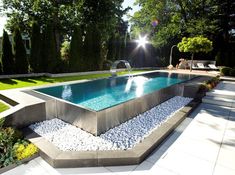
[208,64,219,70]
[197,63,205,68]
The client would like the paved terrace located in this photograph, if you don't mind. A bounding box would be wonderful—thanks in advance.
[2,81,235,175]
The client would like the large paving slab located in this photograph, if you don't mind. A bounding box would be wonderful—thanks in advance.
[203,81,235,107]
[202,96,235,107]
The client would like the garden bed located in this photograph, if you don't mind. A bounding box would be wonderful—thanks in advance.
[0,153,39,174]
[0,119,39,173]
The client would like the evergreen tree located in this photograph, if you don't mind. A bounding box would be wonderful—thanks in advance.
[215,0,235,67]
[92,26,102,70]
[83,26,93,71]
[107,34,116,61]
[69,26,84,72]
[115,35,121,60]
[13,28,28,74]
[1,30,14,74]
[30,22,42,72]
[124,33,131,59]
[41,23,58,73]
[120,36,125,59]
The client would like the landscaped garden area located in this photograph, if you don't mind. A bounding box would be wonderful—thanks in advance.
[0,0,234,173]
[0,118,38,169]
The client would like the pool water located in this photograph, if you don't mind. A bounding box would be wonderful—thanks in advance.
[35,72,194,111]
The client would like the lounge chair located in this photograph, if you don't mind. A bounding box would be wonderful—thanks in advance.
[208,64,219,70]
[192,64,197,69]
[197,63,205,69]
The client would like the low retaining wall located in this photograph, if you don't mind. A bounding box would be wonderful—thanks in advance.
[0,93,46,129]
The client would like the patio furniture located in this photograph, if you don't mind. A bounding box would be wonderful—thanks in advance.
[197,63,204,68]
[208,64,219,70]
[182,60,218,70]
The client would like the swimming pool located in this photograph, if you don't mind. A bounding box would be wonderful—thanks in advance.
[35,72,194,111]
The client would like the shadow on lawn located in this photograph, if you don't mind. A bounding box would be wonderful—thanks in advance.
[0,79,18,85]
[18,78,38,84]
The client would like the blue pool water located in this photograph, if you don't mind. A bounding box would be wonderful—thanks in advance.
[35,72,194,111]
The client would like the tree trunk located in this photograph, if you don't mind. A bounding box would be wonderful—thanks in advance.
[190,53,194,72]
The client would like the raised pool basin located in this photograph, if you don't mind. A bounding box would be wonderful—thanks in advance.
[35,72,193,111]
[32,71,195,135]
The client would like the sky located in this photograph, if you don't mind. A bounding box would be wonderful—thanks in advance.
[0,0,140,36]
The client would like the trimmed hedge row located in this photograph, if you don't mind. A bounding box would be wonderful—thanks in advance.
[220,67,235,77]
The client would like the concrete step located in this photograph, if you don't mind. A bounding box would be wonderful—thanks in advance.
[202,96,235,108]
[206,90,235,100]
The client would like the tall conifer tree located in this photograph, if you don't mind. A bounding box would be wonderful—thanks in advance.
[69,26,84,72]
[1,30,14,74]
[13,28,28,74]
[30,22,42,72]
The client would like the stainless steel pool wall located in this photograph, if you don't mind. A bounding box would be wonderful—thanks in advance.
[31,83,184,136]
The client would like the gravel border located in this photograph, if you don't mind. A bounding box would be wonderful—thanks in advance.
[30,96,192,151]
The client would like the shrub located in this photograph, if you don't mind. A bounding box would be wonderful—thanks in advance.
[0,127,22,167]
[13,141,38,160]
[230,69,235,77]
[220,67,232,76]
[0,119,37,168]
[198,76,220,93]
[198,83,208,92]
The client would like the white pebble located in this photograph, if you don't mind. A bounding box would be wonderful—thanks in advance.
[30,96,192,151]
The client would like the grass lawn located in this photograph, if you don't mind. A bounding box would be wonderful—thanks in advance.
[0,102,10,113]
[0,70,150,90]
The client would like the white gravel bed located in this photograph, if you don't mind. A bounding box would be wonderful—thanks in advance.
[30,96,192,151]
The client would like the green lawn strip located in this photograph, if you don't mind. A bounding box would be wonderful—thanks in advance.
[0,70,149,90]
[0,102,10,113]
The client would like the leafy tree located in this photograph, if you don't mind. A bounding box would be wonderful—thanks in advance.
[177,36,213,71]
[1,30,14,74]
[41,23,58,73]
[29,22,42,73]
[13,27,28,74]
[131,0,219,48]
[2,0,128,46]
[2,0,130,72]
[214,0,235,67]
[69,26,84,72]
